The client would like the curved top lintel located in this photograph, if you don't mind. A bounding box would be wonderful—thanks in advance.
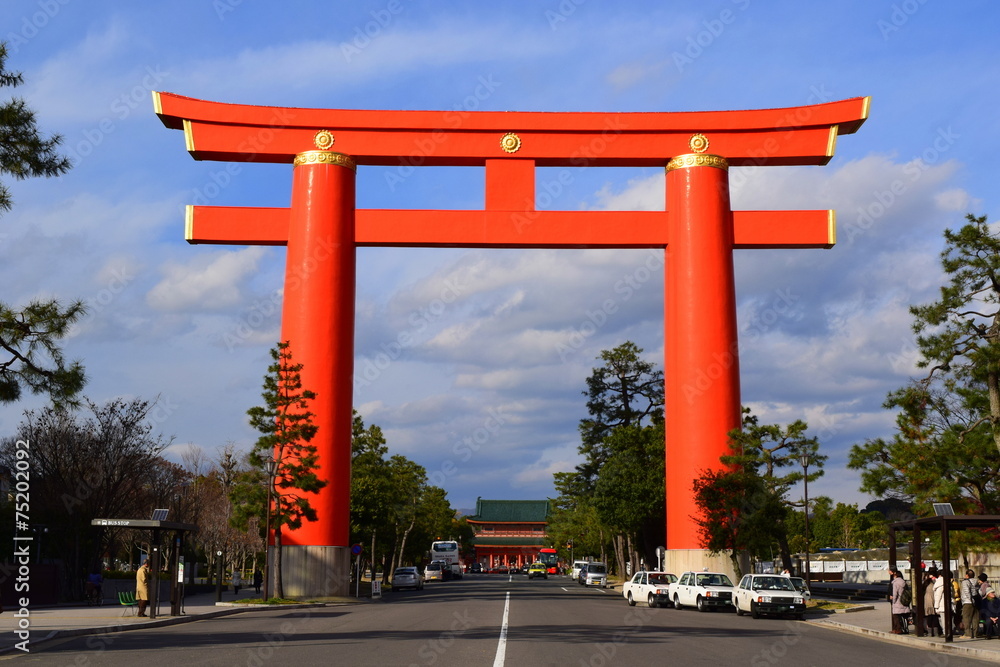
[152,91,870,136]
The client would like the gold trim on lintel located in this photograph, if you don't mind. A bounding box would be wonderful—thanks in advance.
[184,205,195,244]
[666,154,728,172]
[827,210,837,247]
[183,119,195,154]
[314,130,335,150]
[689,133,709,153]
[500,132,521,153]
[860,96,872,121]
[293,151,357,171]
[826,125,838,157]
[151,91,163,115]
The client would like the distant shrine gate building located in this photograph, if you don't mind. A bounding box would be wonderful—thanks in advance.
[154,92,869,596]
[466,499,551,570]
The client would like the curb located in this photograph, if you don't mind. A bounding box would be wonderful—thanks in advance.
[809,617,1000,662]
[0,602,332,655]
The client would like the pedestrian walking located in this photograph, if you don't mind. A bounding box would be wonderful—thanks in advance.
[232,570,243,596]
[253,569,263,595]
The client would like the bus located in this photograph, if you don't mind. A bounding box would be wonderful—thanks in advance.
[538,548,559,574]
[430,540,463,578]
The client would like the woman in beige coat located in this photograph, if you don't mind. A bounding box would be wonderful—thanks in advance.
[136,560,151,617]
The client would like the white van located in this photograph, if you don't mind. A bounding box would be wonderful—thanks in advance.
[570,560,588,579]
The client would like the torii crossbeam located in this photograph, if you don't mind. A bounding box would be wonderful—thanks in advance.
[155,92,869,594]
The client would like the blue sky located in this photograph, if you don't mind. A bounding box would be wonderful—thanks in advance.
[2,0,998,514]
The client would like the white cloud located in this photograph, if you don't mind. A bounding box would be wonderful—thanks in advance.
[146,246,267,311]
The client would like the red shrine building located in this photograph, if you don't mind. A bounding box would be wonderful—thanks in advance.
[466,499,552,570]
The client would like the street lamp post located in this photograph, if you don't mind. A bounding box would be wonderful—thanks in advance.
[263,456,276,602]
[800,452,811,589]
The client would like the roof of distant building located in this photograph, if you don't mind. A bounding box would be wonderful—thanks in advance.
[466,499,551,523]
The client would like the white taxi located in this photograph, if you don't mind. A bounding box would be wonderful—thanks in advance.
[622,571,677,608]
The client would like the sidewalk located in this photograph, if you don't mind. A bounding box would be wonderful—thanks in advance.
[0,586,356,654]
[808,599,1000,662]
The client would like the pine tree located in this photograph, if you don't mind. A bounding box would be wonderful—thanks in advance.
[246,342,325,599]
[0,41,84,406]
[0,41,71,212]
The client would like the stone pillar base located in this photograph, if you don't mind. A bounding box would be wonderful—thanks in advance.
[662,549,747,583]
[272,545,351,598]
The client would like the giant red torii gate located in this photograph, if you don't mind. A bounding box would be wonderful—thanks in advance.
[155,92,868,595]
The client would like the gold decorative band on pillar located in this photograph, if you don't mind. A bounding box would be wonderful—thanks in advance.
[665,154,729,172]
[293,150,357,171]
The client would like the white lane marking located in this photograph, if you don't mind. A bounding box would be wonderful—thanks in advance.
[493,591,510,667]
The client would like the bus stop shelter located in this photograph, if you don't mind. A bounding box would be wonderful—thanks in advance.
[888,514,1000,643]
[91,517,198,618]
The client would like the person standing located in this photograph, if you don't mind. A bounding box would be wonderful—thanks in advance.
[890,569,910,634]
[923,568,943,637]
[961,569,980,638]
[253,569,263,596]
[933,568,947,635]
[232,570,243,597]
[136,560,151,617]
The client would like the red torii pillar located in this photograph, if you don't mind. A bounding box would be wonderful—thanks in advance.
[154,93,868,593]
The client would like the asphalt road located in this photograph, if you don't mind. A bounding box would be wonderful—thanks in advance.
[5,574,992,666]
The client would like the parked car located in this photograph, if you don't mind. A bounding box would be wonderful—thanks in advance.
[570,560,588,579]
[469,562,483,574]
[669,571,735,611]
[622,571,677,608]
[734,574,806,619]
[528,562,548,579]
[577,562,608,588]
[391,566,424,591]
[787,576,811,602]
[424,562,445,582]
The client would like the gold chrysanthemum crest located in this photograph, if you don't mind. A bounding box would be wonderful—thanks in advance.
[314,130,336,150]
[689,133,709,153]
[500,132,521,153]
